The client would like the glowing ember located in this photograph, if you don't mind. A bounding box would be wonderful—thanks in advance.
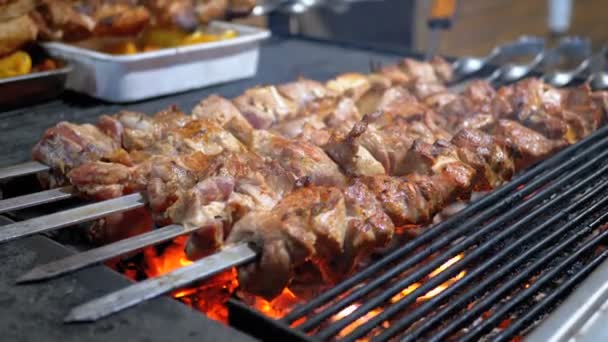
[390,283,421,303]
[417,254,466,301]
[391,254,467,304]
[108,236,238,323]
[331,304,387,339]
[429,254,464,278]
[245,288,303,319]
[144,236,192,277]
[108,237,468,336]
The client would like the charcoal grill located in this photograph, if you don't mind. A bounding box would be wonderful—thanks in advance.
[1,37,608,342]
[3,112,608,341]
[223,123,608,341]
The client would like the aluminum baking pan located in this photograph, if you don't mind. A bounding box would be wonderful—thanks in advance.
[0,63,72,110]
[43,21,271,103]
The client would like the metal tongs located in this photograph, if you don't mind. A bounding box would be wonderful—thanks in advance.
[587,47,608,90]
[451,36,546,83]
[452,36,594,90]
[543,44,608,90]
[449,36,546,92]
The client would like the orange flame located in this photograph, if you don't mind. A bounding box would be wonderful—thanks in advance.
[109,235,468,338]
[249,288,303,319]
[108,236,238,323]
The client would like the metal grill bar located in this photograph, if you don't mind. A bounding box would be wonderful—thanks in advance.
[459,229,608,342]
[282,126,608,326]
[429,213,608,342]
[0,161,49,180]
[0,193,146,244]
[0,186,74,214]
[378,179,608,341]
[492,250,608,342]
[312,147,608,339]
[332,159,608,341]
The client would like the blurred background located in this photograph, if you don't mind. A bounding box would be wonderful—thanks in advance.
[238,0,608,56]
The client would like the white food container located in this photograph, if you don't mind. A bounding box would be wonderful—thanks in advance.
[43,22,271,103]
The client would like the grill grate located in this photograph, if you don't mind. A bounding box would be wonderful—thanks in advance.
[228,123,608,341]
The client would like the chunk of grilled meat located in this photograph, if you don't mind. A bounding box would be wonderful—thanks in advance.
[33,0,150,41]
[32,122,121,187]
[31,59,455,188]
[435,79,605,144]
[180,151,294,258]
[323,108,448,177]
[250,130,346,187]
[191,94,255,145]
[228,184,394,300]
[68,118,245,200]
[0,14,38,56]
[233,85,299,129]
[495,119,567,170]
[97,105,191,152]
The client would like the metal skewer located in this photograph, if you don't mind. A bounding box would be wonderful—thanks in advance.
[0,186,75,214]
[18,223,201,283]
[64,243,258,323]
[0,161,49,181]
[0,193,146,244]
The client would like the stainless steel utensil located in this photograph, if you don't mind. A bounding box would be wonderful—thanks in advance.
[451,36,546,81]
[541,37,591,87]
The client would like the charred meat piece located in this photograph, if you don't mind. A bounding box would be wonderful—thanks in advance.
[233,86,298,129]
[182,151,294,258]
[323,120,386,177]
[97,106,191,152]
[495,119,567,170]
[32,121,121,187]
[191,94,255,145]
[228,182,395,299]
[227,186,349,299]
[68,118,244,201]
[400,139,476,197]
[323,108,446,177]
[450,128,515,190]
[251,130,346,187]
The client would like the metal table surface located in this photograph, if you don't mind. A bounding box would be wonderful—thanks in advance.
[0,37,404,341]
[0,37,402,167]
[0,216,258,342]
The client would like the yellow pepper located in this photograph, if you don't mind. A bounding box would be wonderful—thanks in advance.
[143,28,188,48]
[0,51,32,78]
[181,31,220,45]
[103,41,139,55]
[220,29,238,40]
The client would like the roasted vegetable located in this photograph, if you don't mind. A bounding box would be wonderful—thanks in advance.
[0,50,32,78]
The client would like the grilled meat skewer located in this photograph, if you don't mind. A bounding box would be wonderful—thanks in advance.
[32,57,452,189]
[29,57,606,299]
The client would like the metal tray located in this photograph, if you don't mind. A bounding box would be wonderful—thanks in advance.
[43,21,271,103]
[0,64,72,110]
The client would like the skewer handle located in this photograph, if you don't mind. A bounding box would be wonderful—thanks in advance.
[0,186,74,214]
[0,161,49,181]
[64,243,258,323]
[18,224,199,283]
[0,193,145,244]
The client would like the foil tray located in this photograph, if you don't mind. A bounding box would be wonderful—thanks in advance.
[0,64,71,110]
[43,21,271,103]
